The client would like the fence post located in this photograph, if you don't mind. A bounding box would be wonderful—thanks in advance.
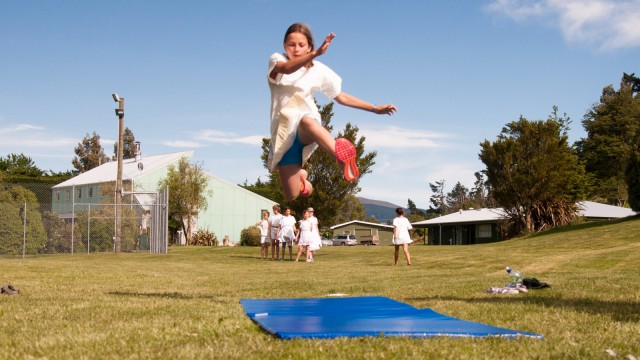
[22,202,26,258]
[87,204,91,254]
[71,202,75,255]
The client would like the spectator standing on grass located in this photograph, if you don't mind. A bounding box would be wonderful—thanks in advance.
[255,211,270,260]
[307,207,321,261]
[392,207,412,266]
[278,207,296,261]
[268,205,283,260]
[295,210,313,262]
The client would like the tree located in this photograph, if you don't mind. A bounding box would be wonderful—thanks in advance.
[0,153,44,177]
[254,102,377,227]
[0,184,47,255]
[577,73,640,210]
[428,180,447,215]
[112,127,137,161]
[333,194,367,224]
[72,132,109,173]
[406,199,421,216]
[479,109,588,236]
[158,157,211,245]
[469,171,495,209]
[446,182,469,211]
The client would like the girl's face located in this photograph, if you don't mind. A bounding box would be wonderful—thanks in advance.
[284,32,310,59]
[263,212,269,219]
[285,209,291,216]
[303,211,309,219]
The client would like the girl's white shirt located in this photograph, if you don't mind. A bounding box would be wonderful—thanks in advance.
[392,216,413,245]
[279,214,297,242]
[267,53,342,170]
[257,219,269,237]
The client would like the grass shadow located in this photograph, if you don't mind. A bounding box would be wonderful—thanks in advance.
[529,215,639,238]
[408,294,639,323]
[108,291,220,300]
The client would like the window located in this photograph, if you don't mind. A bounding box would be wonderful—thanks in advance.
[56,191,60,201]
[477,224,492,238]
[78,188,82,199]
[66,190,71,200]
[89,187,93,198]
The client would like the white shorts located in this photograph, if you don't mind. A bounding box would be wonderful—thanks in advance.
[260,236,270,244]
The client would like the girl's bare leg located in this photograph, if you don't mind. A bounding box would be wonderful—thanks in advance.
[394,245,399,265]
[403,244,411,265]
[298,117,336,155]
[295,244,303,261]
[278,165,312,201]
[299,116,358,180]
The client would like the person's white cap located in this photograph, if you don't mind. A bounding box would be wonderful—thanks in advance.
[307,207,314,212]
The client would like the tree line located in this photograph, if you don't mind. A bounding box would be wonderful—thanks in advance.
[425,73,640,237]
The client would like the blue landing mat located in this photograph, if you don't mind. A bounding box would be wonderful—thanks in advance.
[240,296,542,339]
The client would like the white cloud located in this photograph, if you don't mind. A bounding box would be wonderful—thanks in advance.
[163,140,206,148]
[358,125,451,150]
[162,129,265,149]
[195,130,264,146]
[486,0,640,50]
[0,124,45,133]
[0,123,75,148]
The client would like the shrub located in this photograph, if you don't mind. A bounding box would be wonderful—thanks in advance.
[191,229,218,246]
[240,226,260,246]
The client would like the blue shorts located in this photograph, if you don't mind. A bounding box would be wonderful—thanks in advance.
[278,131,305,166]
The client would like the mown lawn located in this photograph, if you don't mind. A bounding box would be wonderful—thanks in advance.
[1,217,638,359]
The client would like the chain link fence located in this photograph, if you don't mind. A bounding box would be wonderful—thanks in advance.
[0,182,168,257]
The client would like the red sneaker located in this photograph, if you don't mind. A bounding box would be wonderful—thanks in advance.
[335,138,359,181]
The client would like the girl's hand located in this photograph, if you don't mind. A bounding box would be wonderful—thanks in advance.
[315,33,336,56]
[373,104,398,115]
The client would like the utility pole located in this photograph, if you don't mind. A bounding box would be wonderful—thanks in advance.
[113,93,124,253]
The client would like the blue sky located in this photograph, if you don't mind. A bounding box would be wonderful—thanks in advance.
[1,1,639,209]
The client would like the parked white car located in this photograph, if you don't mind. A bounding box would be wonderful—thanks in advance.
[332,234,357,246]
[320,237,333,246]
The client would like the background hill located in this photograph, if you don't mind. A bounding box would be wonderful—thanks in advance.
[357,197,403,223]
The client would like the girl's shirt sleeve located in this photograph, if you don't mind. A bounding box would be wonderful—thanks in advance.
[316,62,342,99]
[268,53,286,84]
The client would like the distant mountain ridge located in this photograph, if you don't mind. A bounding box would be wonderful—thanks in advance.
[357,197,403,223]
[357,197,403,208]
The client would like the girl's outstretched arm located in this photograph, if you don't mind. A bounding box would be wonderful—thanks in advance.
[334,92,397,115]
[269,33,336,79]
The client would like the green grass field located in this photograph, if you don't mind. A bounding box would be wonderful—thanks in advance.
[1,217,639,359]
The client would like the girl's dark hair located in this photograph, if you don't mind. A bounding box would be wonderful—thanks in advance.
[284,22,315,68]
[395,207,404,216]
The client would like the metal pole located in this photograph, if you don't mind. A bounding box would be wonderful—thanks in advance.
[115,97,124,253]
[22,202,26,258]
[71,202,75,255]
[87,204,91,254]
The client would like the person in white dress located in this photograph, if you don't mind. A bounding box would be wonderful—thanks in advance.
[268,23,397,201]
[307,207,321,260]
[268,204,283,260]
[255,211,270,260]
[295,210,313,262]
[278,207,296,261]
[392,208,413,266]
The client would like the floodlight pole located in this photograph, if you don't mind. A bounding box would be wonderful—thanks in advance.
[114,95,125,253]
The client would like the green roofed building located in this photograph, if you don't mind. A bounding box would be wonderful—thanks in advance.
[52,150,276,246]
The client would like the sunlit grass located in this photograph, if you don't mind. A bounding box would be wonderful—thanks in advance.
[1,216,639,359]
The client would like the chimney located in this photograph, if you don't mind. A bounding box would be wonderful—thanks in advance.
[134,141,141,162]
